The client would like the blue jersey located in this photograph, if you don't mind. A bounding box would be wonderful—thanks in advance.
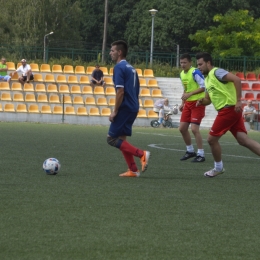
[113,60,140,112]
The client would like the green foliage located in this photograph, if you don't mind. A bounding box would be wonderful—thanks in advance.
[189,10,260,57]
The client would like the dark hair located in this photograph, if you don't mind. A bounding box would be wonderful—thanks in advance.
[195,52,213,65]
[111,40,128,58]
[180,53,192,61]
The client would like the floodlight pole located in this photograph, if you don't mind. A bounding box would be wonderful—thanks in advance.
[149,9,158,66]
[43,31,54,63]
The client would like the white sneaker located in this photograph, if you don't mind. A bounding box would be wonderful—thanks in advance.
[204,168,225,178]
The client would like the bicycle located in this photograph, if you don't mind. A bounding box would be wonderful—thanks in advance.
[150,104,179,128]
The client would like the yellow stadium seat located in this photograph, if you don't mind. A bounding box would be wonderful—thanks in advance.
[41,105,52,114]
[85,96,96,105]
[139,88,151,97]
[44,74,55,83]
[139,99,143,107]
[86,66,95,75]
[103,77,113,86]
[59,85,70,93]
[11,82,22,91]
[109,68,114,76]
[101,107,111,116]
[35,84,46,92]
[100,67,109,76]
[79,76,90,84]
[40,64,51,73]
[4,103,15,112]
[13,93,24,102]
[82,86,93,94]
[1,92,12,101]
[136,68,143,77]
[151,89,163,97]
[105,87,116,96]
[0,82,10,90]
[61,95,72,104]
[147,109,158,118]
[49,94,60,103]
[56,75,67,84]
[147,79,159,88]
[24,83,34,92]
[6,62,16,70]
[70,85,81,94]
[30,63,39,72]
[63,65,74,74]
[11,72,19,81]
[25,93,36,102]
[108,98,115,106]
[77,107,88,116]
[97,97,108,106]
[68,75,78,84]
[144,69,154,77]
[137,109,147,118]
[53,106,63,114]
[47,84,58,93]
[28,104,40,113]
[37,94,48,103]
[16,104,27,113]
[89,107,100,116]
[143,99,154,108]
[139,78,147,87]
[52,64,63,73]
[33,73,43,82]
[94,86,105,95]
[65,106,76,114]
[16,62,22,69]
[0,103,2,111]
[75,66,85,74]
[73,96,84,104]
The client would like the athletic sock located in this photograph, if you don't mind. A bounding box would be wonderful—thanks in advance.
[119,140,144,158]
[197,149,204,157]
[121,150,138,172]
[186,145,194,153]
[214,161,223,172]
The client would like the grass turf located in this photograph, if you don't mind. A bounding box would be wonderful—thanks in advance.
[1,122,260,259]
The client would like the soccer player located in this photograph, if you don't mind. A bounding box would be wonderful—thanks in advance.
[107,40,150,177]
[196,52,260,177]
[179,53,206,162]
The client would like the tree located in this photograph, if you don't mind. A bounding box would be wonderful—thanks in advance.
[189,10,260,57]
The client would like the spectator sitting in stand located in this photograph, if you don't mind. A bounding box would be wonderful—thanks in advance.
[0,57,11,83]
[10,59,34,85]
[90,64,106,88]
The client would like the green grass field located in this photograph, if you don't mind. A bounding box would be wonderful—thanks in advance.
[1,122,260,260]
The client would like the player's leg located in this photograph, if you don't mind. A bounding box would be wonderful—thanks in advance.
[179,102,196,160]
[158,108,164,124]
[190,104,206,162]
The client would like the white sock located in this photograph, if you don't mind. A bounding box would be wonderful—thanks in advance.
[186,145,194,153]
[214,161,223,172]
[197,149,204,157]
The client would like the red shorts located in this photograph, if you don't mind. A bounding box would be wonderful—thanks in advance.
[180,101,205,125]
[210,106,247,137]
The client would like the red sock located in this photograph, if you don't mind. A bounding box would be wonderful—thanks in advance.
[121,151,138,172]
[119,140,144,158]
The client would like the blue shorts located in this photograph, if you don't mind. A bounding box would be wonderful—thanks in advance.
[108,110,138,137]
[0,75,11,81]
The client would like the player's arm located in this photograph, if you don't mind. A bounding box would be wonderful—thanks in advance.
[0,66,7,72]
[196,92,211,106]
[221,72,242,112]
[109,87,124,122]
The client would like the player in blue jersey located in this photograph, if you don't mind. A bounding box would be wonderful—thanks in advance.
[107,40,150,177]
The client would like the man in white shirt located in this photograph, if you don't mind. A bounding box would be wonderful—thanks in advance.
[243,100,257,126]
[11,59,34,85]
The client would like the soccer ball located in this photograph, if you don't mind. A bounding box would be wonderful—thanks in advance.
[43,158,61,175]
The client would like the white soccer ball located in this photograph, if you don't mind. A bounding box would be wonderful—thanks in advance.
[43,158,61,175]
